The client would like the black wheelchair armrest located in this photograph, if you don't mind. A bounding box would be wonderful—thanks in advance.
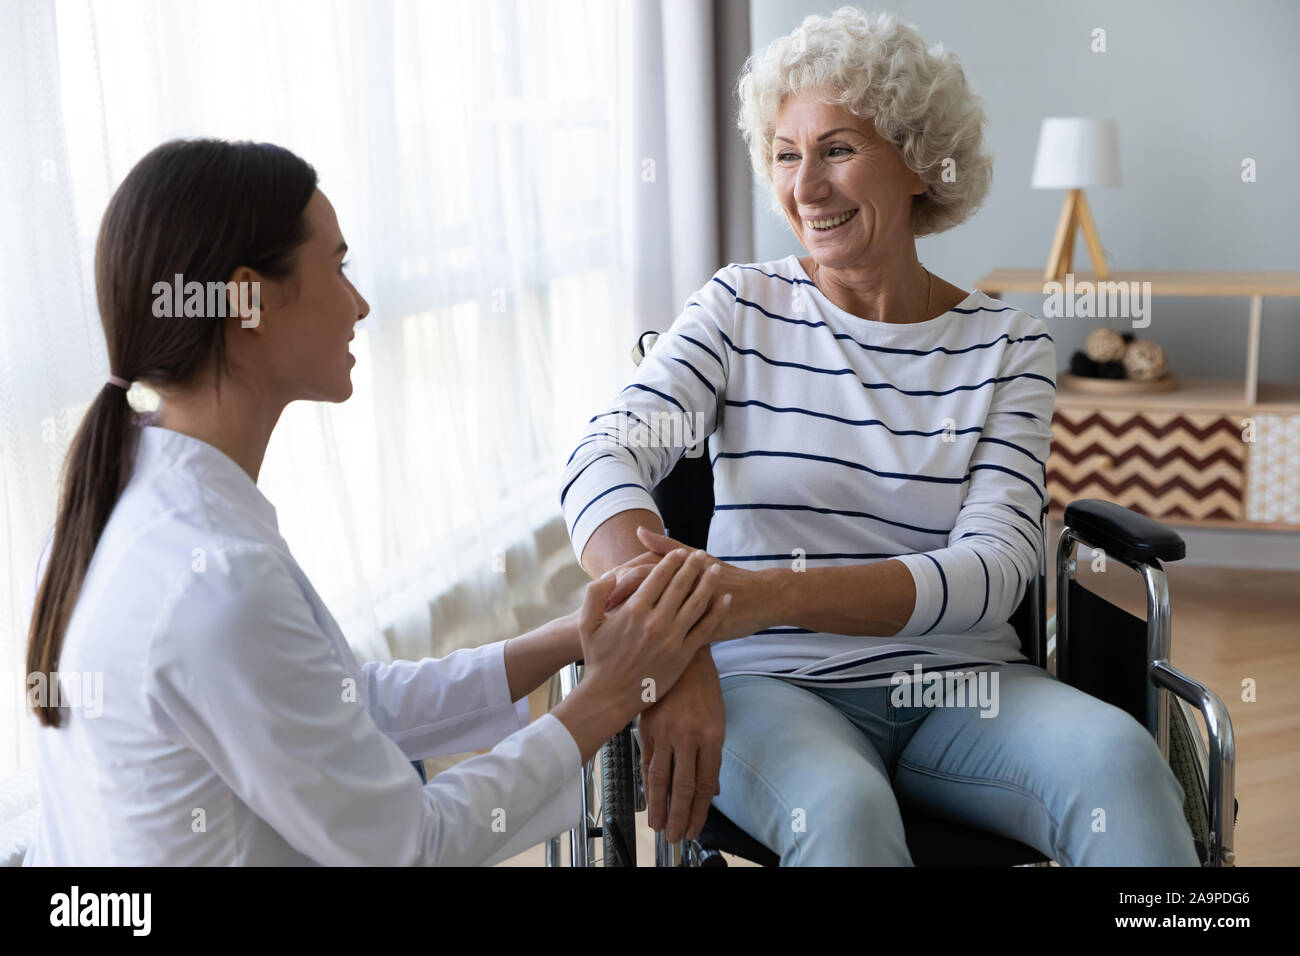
[1063,499,1185,565]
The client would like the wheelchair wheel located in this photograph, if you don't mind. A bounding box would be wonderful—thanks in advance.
[599,723,638,867]
[1167,695,1211,865]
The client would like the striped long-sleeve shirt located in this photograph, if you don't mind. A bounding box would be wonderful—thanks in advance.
[559,254,1057,689]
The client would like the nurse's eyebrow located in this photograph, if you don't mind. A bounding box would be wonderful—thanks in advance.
[774,127,858,144]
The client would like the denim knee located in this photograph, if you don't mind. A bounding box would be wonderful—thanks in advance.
[780,762,912,866]
[1052,709,1198,864]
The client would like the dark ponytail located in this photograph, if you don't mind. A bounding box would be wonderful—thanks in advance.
[26,139,318,728]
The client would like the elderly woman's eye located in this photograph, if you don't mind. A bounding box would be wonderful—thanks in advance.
[829,146,853,156]
[776,151,797,162]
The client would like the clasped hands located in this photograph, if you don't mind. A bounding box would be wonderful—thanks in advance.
[598,526,762,643]
[581,525,770,846]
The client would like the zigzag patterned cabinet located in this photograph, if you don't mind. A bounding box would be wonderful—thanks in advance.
[976,270,1300,532]
[1046,384,1299,529]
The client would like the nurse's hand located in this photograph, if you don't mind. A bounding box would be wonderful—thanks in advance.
[631,528,767,641]
[577,549,731,725]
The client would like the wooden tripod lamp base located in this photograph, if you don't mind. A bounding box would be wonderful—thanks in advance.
[1045,188,1109,282]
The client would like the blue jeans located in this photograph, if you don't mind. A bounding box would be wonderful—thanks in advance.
[711,663,1200,866]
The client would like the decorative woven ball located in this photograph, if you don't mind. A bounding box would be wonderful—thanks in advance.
[1085,327,1126,363]
[1123,339,1167,381]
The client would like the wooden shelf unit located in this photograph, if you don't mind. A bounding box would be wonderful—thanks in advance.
[976,269,1300,531]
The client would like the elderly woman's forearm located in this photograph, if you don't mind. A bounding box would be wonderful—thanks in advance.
[578,509,663,578]
[762,559,917,637]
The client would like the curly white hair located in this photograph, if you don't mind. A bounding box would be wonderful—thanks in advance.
[737,6,994,237]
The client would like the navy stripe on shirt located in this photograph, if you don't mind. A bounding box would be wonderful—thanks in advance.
[918,551,949,634]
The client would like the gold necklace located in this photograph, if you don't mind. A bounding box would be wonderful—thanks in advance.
[811,261,934,324]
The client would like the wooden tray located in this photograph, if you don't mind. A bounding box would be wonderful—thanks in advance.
[1060,372,1180,394]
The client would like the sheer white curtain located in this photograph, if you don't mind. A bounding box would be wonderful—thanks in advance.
[624,0,726,335]
[0,0,725,778]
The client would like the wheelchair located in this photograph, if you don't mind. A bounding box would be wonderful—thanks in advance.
[546,331,1238,868]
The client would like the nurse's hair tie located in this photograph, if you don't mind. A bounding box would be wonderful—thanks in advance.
[106,374,132,390]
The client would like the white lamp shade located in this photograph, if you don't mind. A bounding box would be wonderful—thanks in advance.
[1031,117,1121,189]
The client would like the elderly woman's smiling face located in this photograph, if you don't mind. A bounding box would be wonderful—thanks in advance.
[772,90,926,268]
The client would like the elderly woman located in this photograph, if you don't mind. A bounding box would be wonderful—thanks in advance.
[560,7,1199,865]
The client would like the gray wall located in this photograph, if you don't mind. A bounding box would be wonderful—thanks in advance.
[740,0,1300,568]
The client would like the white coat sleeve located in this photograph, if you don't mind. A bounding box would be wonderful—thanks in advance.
[144,544,581,866]
[362,642,531,760]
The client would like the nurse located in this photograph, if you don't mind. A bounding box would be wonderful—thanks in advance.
[22,138,731,866]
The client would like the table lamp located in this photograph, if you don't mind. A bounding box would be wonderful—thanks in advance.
[1031,117,1121,282]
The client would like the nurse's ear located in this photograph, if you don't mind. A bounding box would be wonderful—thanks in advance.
[223,265,270,333]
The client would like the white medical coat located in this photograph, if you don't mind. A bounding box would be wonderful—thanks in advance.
[23,424,581,865]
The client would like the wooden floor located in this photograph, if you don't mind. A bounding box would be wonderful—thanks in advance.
[495,521,1299,866]
[1048,534,1299,867]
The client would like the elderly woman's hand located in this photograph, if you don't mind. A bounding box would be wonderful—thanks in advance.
[632,526,767,643]
[627,526,770,844]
